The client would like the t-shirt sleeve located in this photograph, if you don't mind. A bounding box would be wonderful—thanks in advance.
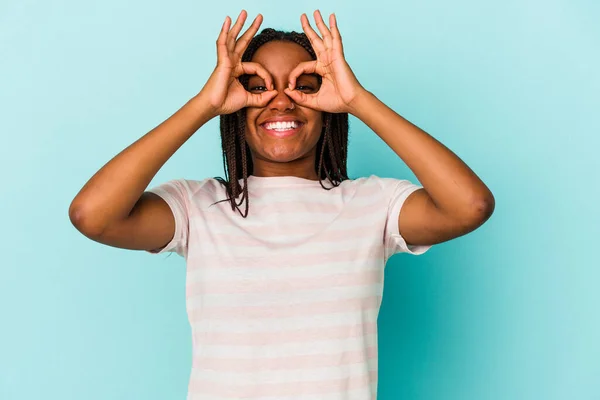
[380,176,433,261]
[144,179,190,258]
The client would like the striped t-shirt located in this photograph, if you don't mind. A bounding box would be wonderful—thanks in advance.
[146,174,432,400]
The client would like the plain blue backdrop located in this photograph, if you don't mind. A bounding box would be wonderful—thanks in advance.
[1,0,598,399]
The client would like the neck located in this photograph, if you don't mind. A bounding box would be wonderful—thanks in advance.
[251,156,319,180]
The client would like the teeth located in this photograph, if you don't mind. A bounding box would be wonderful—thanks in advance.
[264,121,299,130]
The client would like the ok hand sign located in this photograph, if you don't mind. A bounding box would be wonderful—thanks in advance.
[200,10,278,117]
[284,11,366,114]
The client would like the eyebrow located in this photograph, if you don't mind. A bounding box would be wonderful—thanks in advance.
[297,73,319,79]
[248,72,318,77]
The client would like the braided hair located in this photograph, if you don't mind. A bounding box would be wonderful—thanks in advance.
[212,28,350,217]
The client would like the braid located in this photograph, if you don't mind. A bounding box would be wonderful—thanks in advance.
[213,28,349,217]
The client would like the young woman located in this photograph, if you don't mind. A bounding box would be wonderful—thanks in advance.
[69,9,495,400]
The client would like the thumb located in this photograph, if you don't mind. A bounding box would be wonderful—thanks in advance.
[246,90,278,108]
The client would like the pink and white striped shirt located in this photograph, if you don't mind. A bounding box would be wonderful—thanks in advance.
[146,174,432,400]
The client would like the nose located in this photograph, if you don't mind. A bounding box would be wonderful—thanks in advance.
[268,88,296,112]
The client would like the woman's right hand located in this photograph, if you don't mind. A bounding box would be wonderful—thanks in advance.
[199,10,278,117]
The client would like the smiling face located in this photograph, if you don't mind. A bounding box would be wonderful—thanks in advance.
[244,40,323,178]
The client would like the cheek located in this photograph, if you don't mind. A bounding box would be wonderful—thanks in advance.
[244,109,260,141]
[245,108,260,128]
[308,112,324,140]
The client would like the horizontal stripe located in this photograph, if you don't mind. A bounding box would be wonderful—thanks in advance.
[186,239,384,259]
[190,310,379,334]
[186,268,382,295]
[185,258,384,284]
[198,202,383,233]
[186,384,376,400]
[190,225,383,250]
[186,283,383,309]
[186,246,383,270]
[192,345,377,371]
[194,322,378,346]
[193,193,385,223]
[190,355,376,383]
[188,295,381,320]
[188,369,377,398]
[193,336,377,361]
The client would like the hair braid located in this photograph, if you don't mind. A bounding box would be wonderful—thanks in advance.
[213,28,349,217]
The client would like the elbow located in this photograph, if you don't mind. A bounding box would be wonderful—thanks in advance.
[470,193,495,223]
[69,202,104,237]
[451,192,495,227]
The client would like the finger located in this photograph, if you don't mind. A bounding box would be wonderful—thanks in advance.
[246,90,278,108]
[300,13,325,54]
[227,10,248,51]
[216,16,232,62]
[313,10,333,49]
[284,87,318,109]
[287,61,318,90]
[329,13,344,55]
[234,14,263,58]
[237,62,274,91]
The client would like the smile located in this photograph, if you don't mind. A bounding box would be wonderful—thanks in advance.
[260,120,304,138]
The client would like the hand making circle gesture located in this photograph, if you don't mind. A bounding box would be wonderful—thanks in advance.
[200,10,278,116]
[284,11,366,114]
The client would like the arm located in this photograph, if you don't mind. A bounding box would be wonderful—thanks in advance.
[69,10,277,251]
[286,10,495,247]
[349,90,495,246]
[68,94,213,237]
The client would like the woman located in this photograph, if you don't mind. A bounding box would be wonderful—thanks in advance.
[69,9,495,400]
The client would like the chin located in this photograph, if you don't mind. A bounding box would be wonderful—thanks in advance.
[260,145,310,163]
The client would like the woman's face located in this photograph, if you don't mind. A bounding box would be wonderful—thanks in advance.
[244,40,323,174]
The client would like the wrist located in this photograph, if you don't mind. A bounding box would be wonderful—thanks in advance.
[190,91,219,121]
[345,87,372,116]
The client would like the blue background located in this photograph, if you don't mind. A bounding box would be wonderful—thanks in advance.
[1,0,598,399]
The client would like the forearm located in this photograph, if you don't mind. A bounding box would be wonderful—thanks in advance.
[69,93,215,234]
[349,90,494,217]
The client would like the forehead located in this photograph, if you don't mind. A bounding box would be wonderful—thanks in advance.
[250,41,313,76]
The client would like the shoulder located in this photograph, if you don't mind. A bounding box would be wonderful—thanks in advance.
[344,174,412,191]
[153,177,214,194]
[150,177,229,206]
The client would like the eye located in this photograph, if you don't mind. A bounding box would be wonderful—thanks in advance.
[249,86,267,92]
[296,85,315,92]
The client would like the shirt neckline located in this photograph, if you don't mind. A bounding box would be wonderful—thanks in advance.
[240,175,327,187]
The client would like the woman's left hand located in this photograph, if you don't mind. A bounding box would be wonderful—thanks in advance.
[284,11,365,114]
